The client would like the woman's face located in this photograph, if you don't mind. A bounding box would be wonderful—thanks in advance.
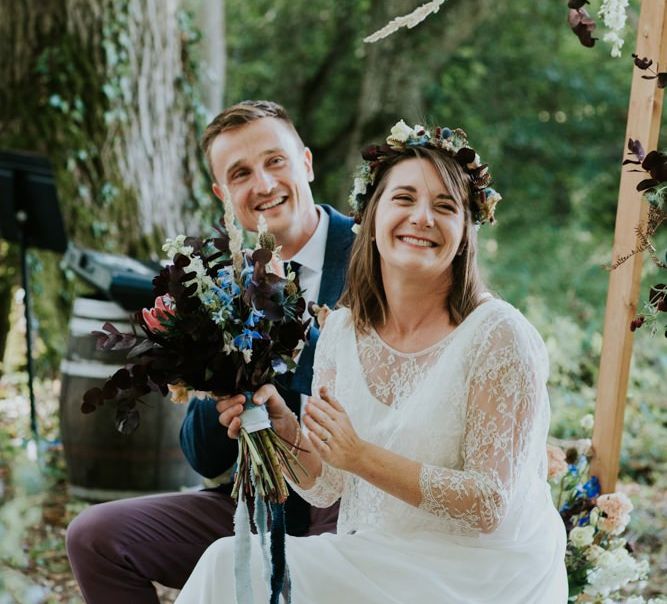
[373,158,466,282]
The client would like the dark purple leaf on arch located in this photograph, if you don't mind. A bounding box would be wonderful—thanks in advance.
[568,8,597,48]
[649,284,667,312]
[627,138,646,162]
[632,54,653,70]
[637,178,659,192]
[642,150,667,181]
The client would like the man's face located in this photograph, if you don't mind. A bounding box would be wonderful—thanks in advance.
[210,118,316,241]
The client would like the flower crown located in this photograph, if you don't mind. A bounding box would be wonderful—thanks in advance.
[349,120,502,227]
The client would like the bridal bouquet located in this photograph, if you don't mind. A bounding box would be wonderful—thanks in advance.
[547,431,652,602]
[81,187,308,505]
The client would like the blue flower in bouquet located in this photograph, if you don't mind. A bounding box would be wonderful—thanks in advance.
[217,267,241,295]
[233,328,262,351]
[245,307,265,328]
[211,285,234,309]
[241,262,255,288]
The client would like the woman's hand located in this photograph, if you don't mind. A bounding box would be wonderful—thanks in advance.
[214,384,296,441]
[303,386,365,472]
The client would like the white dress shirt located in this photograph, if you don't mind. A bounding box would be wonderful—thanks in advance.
[284,206,329,413]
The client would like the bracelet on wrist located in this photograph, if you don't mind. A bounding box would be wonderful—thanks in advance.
[288,412,302,457]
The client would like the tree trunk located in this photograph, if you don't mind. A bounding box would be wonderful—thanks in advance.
[0,0,210,371]
[197,0,226,118]
[341,0,497,201]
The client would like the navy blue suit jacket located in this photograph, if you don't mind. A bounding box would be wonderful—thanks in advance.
[180,204,355,479]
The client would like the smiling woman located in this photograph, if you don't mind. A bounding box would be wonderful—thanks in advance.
[343,147,487,334]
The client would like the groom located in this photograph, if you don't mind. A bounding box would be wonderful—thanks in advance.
[66,100,355,604]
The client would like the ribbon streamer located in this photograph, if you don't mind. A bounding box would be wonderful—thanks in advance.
[270,503,290,604]
[233,495,255,604]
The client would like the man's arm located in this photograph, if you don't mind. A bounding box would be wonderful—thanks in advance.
[179,396,238,479]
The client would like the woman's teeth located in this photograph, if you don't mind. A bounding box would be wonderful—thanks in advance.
[399,236,435,248]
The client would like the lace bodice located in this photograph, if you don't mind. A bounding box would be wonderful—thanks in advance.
[289,300,553,540]
[357,329,448,408]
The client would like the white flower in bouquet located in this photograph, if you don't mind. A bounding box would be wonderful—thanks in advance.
[585,546,649,597]
[569,525,595,548]
[162,234,194,258]
[222,184,243,274]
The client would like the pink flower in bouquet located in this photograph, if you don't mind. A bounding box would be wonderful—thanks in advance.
[547,444,568,480]
[142,294,176,333]
[596,492,634,535]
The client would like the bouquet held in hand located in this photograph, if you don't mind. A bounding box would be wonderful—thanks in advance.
[81,187,309,505]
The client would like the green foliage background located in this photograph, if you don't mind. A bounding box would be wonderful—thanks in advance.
[2,0,665,484]
[220,1,666,483]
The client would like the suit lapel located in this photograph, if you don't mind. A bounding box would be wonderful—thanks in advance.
[289,204,355,395]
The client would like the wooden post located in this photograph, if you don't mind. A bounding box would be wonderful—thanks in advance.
[591,0,667,493]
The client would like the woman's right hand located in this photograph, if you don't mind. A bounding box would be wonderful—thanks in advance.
[214,384,297,441]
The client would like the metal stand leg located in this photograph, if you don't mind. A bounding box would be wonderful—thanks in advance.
[18,219,38,440]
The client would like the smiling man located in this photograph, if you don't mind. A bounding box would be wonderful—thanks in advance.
[66,101,355,604]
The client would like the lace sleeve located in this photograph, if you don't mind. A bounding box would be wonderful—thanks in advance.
[286,311,345,508]
[418,312,547,534]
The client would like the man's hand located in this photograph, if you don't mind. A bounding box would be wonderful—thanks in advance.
[214,384,296,441]
[303,386,365,472]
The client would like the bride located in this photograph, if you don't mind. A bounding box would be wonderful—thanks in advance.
[176,122,568,603]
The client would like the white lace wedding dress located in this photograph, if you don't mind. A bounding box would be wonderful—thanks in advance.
[176,299,568,603]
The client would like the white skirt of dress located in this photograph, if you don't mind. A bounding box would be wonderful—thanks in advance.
[175,503,567,604]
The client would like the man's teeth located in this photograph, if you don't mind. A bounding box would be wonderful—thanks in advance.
[257,198,285,211]
[399,236,435,247]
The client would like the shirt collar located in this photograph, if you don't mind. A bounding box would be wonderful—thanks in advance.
[289,206,329,273]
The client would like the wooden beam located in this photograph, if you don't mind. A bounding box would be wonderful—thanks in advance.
[591,0,667,493]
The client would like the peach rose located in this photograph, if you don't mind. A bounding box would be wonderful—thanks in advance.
[595,492,634,535]
[547,444,568,480]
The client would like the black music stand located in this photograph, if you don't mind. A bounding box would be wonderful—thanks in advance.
[0,151,68,439]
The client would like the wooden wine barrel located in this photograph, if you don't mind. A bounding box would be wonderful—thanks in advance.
[59,297,200,501]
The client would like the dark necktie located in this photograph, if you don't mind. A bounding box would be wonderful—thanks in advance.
[279,260,309,535]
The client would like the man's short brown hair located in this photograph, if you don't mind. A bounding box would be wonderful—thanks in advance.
[201,100,304,180]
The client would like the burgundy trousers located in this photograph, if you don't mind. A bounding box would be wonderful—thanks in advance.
[66,490,338,604]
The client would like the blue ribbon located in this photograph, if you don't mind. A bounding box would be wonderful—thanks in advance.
[270,502,291,603]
